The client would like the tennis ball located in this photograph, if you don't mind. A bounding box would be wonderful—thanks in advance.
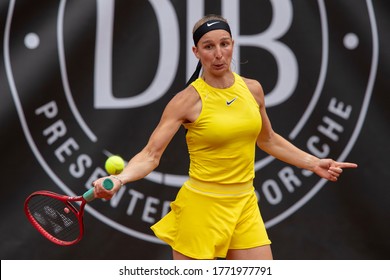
[105,155,125,175]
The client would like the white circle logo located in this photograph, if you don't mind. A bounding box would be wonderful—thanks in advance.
[5,0,378,244]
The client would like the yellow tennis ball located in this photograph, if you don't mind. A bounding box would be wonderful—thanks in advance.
[105,155,125,175]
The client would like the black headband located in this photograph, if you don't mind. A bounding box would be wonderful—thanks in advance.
[186,20,232,87]
[192,20,232,46]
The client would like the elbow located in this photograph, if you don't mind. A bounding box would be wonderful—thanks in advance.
[257,131,276,150]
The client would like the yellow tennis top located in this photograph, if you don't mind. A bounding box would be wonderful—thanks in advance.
[184,72,262,184]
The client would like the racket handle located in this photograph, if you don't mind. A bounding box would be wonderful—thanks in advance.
[83,178,114,202]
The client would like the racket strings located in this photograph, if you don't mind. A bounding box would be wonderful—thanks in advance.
[26,195,81,242]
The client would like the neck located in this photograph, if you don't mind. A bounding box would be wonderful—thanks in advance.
[202,71,235,89]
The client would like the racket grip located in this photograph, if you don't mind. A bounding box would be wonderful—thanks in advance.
[83,178,114,202]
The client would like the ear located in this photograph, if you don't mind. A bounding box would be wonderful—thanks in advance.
[192,46,200,60]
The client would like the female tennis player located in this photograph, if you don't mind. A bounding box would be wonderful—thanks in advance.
[93,14,358,260]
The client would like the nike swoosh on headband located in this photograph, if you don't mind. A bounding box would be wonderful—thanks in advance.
[207,21,219,27]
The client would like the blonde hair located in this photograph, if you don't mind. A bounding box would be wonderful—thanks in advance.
[192,14,229,34]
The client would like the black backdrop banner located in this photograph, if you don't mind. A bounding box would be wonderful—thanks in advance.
[1,0,389,260]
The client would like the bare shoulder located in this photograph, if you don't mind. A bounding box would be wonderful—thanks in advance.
[172,85,200,104]
[164,85,201,123]
[241,76,265,106]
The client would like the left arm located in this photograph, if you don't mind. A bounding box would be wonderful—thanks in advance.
[244,78,357,181]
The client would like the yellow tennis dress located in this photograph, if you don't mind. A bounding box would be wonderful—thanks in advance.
[151,73,271,259]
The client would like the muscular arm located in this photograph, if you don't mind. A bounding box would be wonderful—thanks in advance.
[119,110,182,183]
[93,86,201,198]
[244,78,357,181]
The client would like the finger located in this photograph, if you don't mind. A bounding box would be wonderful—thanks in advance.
[327,174,338,182]
[336,162,358,169]
[328,169,340,178]
[329,167,343,174]
[92,178,103,188]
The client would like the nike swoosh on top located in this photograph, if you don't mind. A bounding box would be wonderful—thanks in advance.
[226,97,237,106]
[207,21,219,27]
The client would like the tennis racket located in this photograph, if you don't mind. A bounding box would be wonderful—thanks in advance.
[24,178,114,246]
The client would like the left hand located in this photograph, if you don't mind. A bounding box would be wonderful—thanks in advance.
[313,159,358,182]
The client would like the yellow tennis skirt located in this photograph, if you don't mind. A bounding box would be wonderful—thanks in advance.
[150,178,271,259]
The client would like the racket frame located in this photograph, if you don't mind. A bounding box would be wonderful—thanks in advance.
[24,191,87,246]
[24,178,114,246]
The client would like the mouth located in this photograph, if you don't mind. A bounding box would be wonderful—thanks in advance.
[213,63,225,70]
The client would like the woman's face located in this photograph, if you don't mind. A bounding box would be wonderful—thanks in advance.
[193,29,234,76]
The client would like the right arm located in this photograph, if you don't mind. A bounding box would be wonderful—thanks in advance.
[93,86,201,199]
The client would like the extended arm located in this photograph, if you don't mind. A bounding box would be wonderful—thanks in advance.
[245,78,357,182]
[93,86,201,199]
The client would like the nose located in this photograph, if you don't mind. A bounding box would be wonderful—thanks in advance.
[215,46,222,59]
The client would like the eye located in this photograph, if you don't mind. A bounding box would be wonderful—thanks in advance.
[221,41,230,47]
